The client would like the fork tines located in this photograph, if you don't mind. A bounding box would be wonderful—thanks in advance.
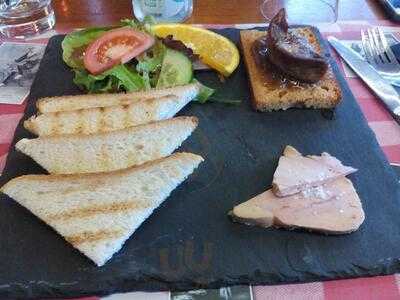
[361,27,399,66]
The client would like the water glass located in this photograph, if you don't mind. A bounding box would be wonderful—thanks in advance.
[0,0,55,38]
[260,0,339,25]
[133,0,193,23]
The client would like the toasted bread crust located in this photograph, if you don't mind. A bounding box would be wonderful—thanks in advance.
[1,152,204,266]
[36,83,200,113]
[22,116,198,141]
[25,95,195,136]
[0,152,203,186]
[240,29,342,111]
[15,117,199,174]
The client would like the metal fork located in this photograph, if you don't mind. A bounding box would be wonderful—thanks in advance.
[361,27,400,88]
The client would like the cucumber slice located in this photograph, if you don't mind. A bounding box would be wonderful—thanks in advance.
[156,48,193,88]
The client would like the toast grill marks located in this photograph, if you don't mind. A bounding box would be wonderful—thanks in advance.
[25,93,196,136]
[1,152,204,266]
[16,116,199,174]
[36,83,200,113]
[66,230,125,246]
[55,201,150,250]
[45,201,150,222]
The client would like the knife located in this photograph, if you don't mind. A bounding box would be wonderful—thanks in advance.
[328,36,400,123]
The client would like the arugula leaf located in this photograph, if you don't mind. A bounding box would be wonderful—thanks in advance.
[208,98,242,105]
[136,40,166,90]
[191,78,242,105]
[107,64,145,91]
[191,78,215,103]
[136,41,165,73]
[119,19,140,29]
[120,16,155,33]
[73,64,144,93]
[62,26,113,69]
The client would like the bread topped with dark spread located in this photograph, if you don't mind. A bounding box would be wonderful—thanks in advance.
[240,10,341,112]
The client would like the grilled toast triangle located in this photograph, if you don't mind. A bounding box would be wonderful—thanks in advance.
[1,152,204,266]
[16,116,198,174]
[25,93,195,136]
[36,83,199,113]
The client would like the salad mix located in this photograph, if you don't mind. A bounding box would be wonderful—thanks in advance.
[62,18,215,102]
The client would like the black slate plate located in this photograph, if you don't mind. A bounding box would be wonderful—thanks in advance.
[1,28,400,299]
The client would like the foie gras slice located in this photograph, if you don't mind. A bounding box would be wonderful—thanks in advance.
[231,178,365,234]
[272,146,357,197]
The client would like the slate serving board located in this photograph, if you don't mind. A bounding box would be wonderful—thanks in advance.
[1,28,400,299]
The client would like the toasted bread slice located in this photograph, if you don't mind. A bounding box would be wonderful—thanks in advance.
[1,152,204,266]
[36,83,200,114]
[16,116,198,174]
[231,178,364,234]
[240,29,341,111]
[25,93,194,136]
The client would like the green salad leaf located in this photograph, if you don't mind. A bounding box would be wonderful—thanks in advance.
[73,64,144,93]
[136,39,166,89]
[120,15,155,33]
[191,78,215,103]
[208,98,242,105]
[136,40,165,74]
[119,18,140,29]
[191,78,242,104]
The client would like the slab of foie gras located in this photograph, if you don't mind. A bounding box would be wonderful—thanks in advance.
[272,146,357,197]
[230,146,364,234]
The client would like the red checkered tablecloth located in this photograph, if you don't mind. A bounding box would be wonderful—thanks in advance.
[0,21,399,300]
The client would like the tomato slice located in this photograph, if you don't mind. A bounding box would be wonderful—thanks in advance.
[83,27,155,75]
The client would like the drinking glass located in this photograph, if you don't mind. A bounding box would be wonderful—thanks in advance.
[260,0,339,24]
[0,0,55,38]
[133,0,193,23]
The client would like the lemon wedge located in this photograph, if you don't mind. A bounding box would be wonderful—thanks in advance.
[152,24,240,77]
